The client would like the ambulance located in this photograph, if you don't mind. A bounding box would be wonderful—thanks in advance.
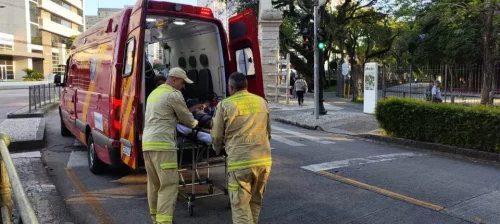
[55,0,264,174]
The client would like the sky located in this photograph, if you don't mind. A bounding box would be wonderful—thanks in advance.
[85,0,198,16]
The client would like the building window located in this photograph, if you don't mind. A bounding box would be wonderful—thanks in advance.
[51,0,72,11]
[29,1,40,24]
[52,53,65,75]
[77,8,83,16]
[30,24,42,45]
[32,49,43,54]
[51,14,72,28]
[52,34,70,48]
[0,44,13,50]
[0,56,14,80]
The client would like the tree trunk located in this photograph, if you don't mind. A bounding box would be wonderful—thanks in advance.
[481,3,495,105]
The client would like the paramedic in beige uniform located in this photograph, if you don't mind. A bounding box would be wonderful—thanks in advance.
[142,67,200,224]
[212,72,272,224]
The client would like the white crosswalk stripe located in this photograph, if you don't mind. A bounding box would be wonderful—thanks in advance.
[272,126,335,144]
[271,134,306,147]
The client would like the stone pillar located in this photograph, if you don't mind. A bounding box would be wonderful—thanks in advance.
[259,1,282,102]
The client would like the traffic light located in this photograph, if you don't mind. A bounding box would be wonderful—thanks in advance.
[318,42,325,50]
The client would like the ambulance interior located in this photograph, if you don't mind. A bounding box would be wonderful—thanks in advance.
[143,16,226,130]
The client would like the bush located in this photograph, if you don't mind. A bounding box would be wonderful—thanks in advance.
[22,68,44,81]
[376,98,500,153]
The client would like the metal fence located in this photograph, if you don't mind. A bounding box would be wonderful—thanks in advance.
[378,64,500,105]
[28,84,62,113]
[0,133,39,224]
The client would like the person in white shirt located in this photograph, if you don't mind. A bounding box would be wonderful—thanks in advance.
[294,75,308,106]
[432,80,442,103]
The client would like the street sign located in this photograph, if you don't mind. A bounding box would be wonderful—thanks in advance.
[363,62,378,114]
[342,63,349,76]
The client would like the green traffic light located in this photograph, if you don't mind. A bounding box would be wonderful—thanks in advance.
[318,42,325,49]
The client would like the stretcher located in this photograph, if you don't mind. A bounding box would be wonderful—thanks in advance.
[176,124,228,216]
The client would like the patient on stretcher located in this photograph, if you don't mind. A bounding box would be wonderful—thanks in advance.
[177,99,214,144]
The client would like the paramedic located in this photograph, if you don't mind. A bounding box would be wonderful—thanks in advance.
[211,72,272,224]
[143,67,200,224]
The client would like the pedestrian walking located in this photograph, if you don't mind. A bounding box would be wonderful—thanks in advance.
[142,67,203,224]
[294,75,308,106]
[432,80,442,103]
[211,72,272,224]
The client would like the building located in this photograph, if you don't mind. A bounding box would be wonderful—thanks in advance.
[0,0,84,81]
[86,7,132,30]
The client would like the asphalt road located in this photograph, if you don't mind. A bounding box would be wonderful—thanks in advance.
[0,89,29,122]
[41,109,500,224]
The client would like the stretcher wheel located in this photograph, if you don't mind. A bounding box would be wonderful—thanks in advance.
[188,205,194,216]
[208,185,214,194]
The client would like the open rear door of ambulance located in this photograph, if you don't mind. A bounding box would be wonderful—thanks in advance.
[119,0,147,170]
[228,10,264,98]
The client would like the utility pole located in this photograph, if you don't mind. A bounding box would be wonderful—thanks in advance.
[314,2,319,119]
[314,0,328,118]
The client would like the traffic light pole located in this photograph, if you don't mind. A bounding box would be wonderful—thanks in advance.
[313,4,319,119]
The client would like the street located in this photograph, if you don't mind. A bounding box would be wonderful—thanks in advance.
[40,109,500,224]
[0,89,29,122]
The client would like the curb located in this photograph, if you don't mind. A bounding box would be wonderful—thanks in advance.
[8,119,46,151]
[273,117,323,131]
[7,102,59,119]
[359,134,500,163]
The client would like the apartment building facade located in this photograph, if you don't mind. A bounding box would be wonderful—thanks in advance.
[0,0,84,80]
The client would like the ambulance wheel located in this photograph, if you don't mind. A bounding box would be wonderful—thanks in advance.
[60,114,71,137]
[87,135,107,174]
[188,205,194,216]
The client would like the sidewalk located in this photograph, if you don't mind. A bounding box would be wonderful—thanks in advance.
[0,81,50,90]
[270,92,381,135]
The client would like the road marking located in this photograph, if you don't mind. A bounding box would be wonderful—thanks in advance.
[301,153,424,172]
[66,151,88,168]
[316,171,444,211]
[272,126,335,144]
[271,134,306,147]
[65,168,114,224]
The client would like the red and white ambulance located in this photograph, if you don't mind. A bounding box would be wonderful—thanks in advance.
[56,0,264,174]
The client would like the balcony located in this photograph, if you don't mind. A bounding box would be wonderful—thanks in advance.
[38,17,81,38]
[38,0,83,25]
[66,0,82,9]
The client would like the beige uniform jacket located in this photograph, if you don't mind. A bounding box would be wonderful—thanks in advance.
[142,84,198,152]
[211,90,272,171]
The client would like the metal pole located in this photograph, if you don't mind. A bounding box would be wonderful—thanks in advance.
[48,84,51,103]
[43,84,46,105]
[0,134,40,224]
[38,85,41,109]
[286,53,290,104]
[314,4,319,119]
[29,86,32,113]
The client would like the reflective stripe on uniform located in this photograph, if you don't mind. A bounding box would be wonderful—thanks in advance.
[227,157,272,171]
[156,214,173,223]
[143,142,172,150]
[228,183,239,191]
[147,85,175,103]
[160,162,177,169]
[150,208,157,215]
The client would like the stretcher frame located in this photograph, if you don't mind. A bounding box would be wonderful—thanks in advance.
[176,129,228,216]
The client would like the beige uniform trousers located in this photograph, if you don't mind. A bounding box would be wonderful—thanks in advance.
[144,151,178,224]
[228,165,271,224]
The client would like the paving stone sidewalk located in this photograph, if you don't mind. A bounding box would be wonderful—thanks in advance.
[12,151,74,224]
[270,92,382,135]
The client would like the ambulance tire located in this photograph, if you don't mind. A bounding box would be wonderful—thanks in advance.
[87,135,107,174]
[60,112,71,137]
